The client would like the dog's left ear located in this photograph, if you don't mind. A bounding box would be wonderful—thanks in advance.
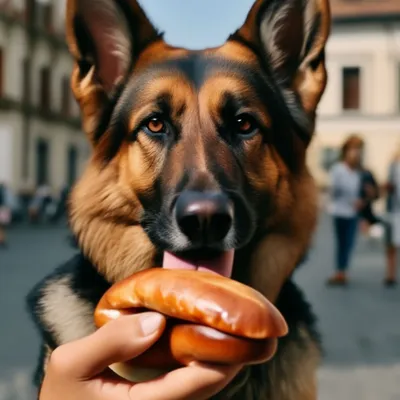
[233,0,331,117]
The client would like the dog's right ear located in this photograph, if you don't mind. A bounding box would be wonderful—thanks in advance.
[66,0,161,143]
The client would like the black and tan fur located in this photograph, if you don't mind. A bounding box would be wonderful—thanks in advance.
[27,0,331,398]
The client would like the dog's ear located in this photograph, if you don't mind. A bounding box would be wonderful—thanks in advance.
[65,0,160,143]
[233,0,331,118]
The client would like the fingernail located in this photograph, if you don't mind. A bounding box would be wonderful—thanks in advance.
[140,313,164,336]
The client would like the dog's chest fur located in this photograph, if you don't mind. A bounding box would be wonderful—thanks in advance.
[27,254,320,400]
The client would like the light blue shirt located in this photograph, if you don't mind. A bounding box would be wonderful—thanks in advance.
[388,162,400,213]
[329,162,361,218]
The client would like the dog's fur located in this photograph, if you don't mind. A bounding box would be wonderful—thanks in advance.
[27,0,331,398]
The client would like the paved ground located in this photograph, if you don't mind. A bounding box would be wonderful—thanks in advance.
[0,215,399,399]
[297,215,400,400]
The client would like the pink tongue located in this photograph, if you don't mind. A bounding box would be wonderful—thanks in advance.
[162,250,235,278]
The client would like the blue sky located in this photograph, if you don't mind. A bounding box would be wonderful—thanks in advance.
[138,1,255,49]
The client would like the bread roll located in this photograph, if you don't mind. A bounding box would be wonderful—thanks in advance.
[94,268,287,382]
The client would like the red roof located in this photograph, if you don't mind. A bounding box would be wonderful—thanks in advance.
[331,0,400,21]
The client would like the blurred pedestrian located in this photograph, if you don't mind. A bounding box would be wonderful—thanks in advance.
[359,164,381,237]
[51,185,70,223]
[28,184,53,223]
[0,182,11,248]
[326,135,364,286]
[384,146,400,287]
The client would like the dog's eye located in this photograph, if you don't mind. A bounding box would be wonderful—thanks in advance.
[146,117,166,134]
[235,114,258,137]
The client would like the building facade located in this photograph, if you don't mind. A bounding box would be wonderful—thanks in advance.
[308,0,400,189]
[1,0,399,197]
[0,0,87,197]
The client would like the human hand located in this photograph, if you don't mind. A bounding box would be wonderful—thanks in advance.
[364,183,377,199]
[386,183,395,194]
[40,312,242,400]
[354,199,365,211]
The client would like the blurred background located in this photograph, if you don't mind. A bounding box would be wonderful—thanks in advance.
[0,0,399,399]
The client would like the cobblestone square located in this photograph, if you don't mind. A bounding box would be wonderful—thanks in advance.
[0,215,399,399]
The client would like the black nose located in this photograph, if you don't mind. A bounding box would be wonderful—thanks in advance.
[174,191,233,245]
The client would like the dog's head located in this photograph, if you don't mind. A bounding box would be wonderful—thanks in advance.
[66,0,330,300]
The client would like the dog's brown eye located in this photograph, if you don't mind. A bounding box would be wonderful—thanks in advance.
[235,114,257,136]
[146,117,166,134]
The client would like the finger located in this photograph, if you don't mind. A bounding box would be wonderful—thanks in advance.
[129,363,243,400]
[49,313,166,379]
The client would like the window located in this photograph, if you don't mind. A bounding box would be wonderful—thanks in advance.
[67,145,78,186]
[22,58,31,105]
[342,67,360,110]
[0,48,3,97]
[25,0,53,32]
[61,76,71,117]
[36,139,49,186]
[43,3,53,33]
[39,66,51,110]
[25,0,35,26]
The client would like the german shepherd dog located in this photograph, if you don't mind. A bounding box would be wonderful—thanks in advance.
[27,0,331,398]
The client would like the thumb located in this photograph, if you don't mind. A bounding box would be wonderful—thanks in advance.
[50,312,166,380]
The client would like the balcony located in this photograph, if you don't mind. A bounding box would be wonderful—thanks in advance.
[331,0,400,24]
[0,6,68,51]
[0,95,81,129]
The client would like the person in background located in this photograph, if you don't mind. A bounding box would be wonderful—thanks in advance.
[326,135,364,286]
[358,163,381,237]
[28,184,53,223]
[384,146,400,287]
[0,182,11,248]
[51,185,70,223]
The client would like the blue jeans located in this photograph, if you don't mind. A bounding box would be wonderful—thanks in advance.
[333,216,358,271]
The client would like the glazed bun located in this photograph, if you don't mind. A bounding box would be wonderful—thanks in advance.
[94,269,287,382]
